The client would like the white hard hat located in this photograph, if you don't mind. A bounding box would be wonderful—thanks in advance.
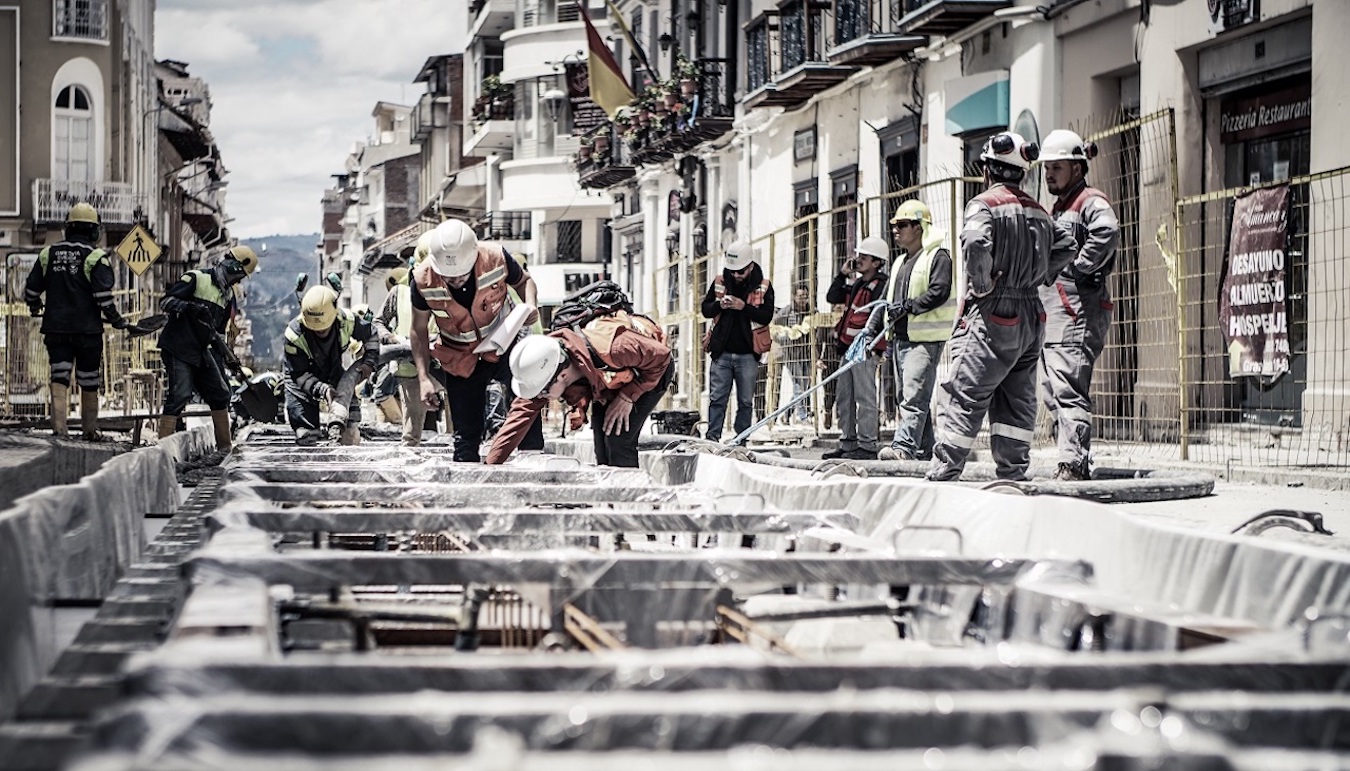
[980,131,1040,171]
[1039,129,1098,164]
[427,219,478,278]
[510,335,568,399]
[855,236,890,262]
[724,240,754,272]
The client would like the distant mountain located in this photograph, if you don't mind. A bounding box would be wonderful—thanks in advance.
[239,234,320,368]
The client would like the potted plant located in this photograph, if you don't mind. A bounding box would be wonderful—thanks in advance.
[593,131,610,154]
[676,55,699,95]
[577,135,594,162]
[663,80,680,109]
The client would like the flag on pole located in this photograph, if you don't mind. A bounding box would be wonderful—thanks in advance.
[600,0,658,85]
[577,1,635,119]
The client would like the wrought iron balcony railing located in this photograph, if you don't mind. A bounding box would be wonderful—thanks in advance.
[33,178,142,225]
[473,211,532,241]
[831,0,927,65]
[576,123,634,190]
[745,1,858,109]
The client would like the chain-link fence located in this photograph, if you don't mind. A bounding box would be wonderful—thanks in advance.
[1176,165,1350,467]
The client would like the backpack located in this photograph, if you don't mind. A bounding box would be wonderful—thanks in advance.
[550,280,634,332]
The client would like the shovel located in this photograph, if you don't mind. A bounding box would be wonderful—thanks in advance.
[726,301,895,448]
[125,314,168,338]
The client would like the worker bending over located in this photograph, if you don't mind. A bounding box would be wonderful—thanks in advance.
[282,286,378,446]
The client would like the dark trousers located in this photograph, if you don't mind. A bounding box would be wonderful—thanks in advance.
[162,351,231,414]
[590,366,673,468]
[46,333,103,390]
[441,357,542,462]
[284,381,359,432]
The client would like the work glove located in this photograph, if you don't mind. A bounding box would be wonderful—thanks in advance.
[28,304,43,318]
[1073,270,1105,290]
[319,384,336,403]
[222,349,243,375]
[110,317,129,330]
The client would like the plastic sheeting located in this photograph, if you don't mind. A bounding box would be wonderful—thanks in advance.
[656,453,1350,634]
[0,427,209,722]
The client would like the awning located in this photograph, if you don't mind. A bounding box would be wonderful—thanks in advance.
[944,69,1009,136]
[359,220,433,275]
[422,162,488,220]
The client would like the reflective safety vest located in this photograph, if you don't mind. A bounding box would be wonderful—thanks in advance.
[39,246,106,282]
[577,310,667,392]
[904,238,957,342]
[412,242,515,378]
[284,309,357,361]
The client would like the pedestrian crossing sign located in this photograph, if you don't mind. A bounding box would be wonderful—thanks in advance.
[115,225,162,276]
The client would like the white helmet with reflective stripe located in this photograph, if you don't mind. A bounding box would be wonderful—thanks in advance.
[427,219,479,278]
[1039,129,1098,164]
[510,335,567,399]
[980,131,1040,171]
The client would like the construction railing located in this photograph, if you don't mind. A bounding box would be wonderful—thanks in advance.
[1176,165,1350,467]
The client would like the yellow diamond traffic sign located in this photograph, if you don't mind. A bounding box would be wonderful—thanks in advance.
[115,225,162,276]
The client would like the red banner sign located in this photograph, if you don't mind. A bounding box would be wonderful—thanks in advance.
[1219,184,1290,378]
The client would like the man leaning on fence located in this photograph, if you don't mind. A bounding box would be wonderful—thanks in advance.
[24,202,130,440]
[878,200,957,462]
[927,132,1075,482]
[1038,129,1120,481]
[701,240,775,442]
[822,236,889,461]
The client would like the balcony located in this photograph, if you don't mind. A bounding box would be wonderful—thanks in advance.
[895,0,1013,37]
[51,0,107,41]
[33,178,142,226]
[620,60,738,166]
[472,211,532,241]
[469,0,513,40]
[465,95,515,156]
[744,1,859,111]
[410,93,445,142]
[575,124,635,190]
[830,0,927,66]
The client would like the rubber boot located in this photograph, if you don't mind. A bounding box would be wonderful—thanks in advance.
[210,409,233,452]
[80,389,100,441]
[158,415,179,440]
[51,384,70,438]
[340,424,361,446]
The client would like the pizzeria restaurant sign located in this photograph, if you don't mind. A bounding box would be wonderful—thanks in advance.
[1220,81,1310,144]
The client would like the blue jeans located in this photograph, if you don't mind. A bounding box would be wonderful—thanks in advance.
[706,352,759,441]
[890,341,944,458]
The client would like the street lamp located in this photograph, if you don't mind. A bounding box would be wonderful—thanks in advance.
[542,88,567,123]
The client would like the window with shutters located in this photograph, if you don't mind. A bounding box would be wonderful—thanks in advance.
[54,85,93,183]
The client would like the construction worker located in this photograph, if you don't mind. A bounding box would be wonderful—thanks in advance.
[409,219,541,462]
[1038,129,1120,481]
[878,200,956,461]
[770,285,815,425]
[822,236,889,460]
[282,285,379,446]
[928,132,1075,482]
[156,245,258,451]
[700,241,775,442]
[487,320,672,467]
[373,263,423,439]
[24,202,129,440]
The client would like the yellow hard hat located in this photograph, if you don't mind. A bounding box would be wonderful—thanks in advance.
[300,286,339,332]
[413,230,435,264]
[229,245,260,275]
[386,267,409,289]
[889,199,932,226]
[67,202,99,225]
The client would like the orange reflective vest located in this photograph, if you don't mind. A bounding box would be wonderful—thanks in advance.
[412,242,519,378]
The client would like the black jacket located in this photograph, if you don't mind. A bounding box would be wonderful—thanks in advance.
[24,240,122,335]
[158,267,235,365]
[700,265,775,359]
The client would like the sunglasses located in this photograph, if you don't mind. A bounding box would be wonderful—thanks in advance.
[891,220,919,229]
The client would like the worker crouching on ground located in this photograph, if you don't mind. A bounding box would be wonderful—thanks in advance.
[24,202,130,440]
[487,319,672,468]
[156,245,258,451]
[282,286,379,446]
[410,219,543,462]
[927,132,1075,482]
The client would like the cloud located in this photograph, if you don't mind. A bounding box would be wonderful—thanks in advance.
[155,1,467,238]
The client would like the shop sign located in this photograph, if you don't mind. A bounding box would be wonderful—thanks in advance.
[1219,184,1289,378]
[1219,81,1310,144]
[1208,0,1259,34]
[564,63,608,136]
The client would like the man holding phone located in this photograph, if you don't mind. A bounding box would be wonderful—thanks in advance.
[822,236,890,460]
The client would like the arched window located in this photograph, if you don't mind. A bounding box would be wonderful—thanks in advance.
[54,84,92,183]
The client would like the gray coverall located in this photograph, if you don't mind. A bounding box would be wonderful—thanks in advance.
[928,183,1075,481]
[1039,179,1120,475]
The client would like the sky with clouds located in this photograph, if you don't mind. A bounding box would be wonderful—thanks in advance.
[155,0,467,239]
